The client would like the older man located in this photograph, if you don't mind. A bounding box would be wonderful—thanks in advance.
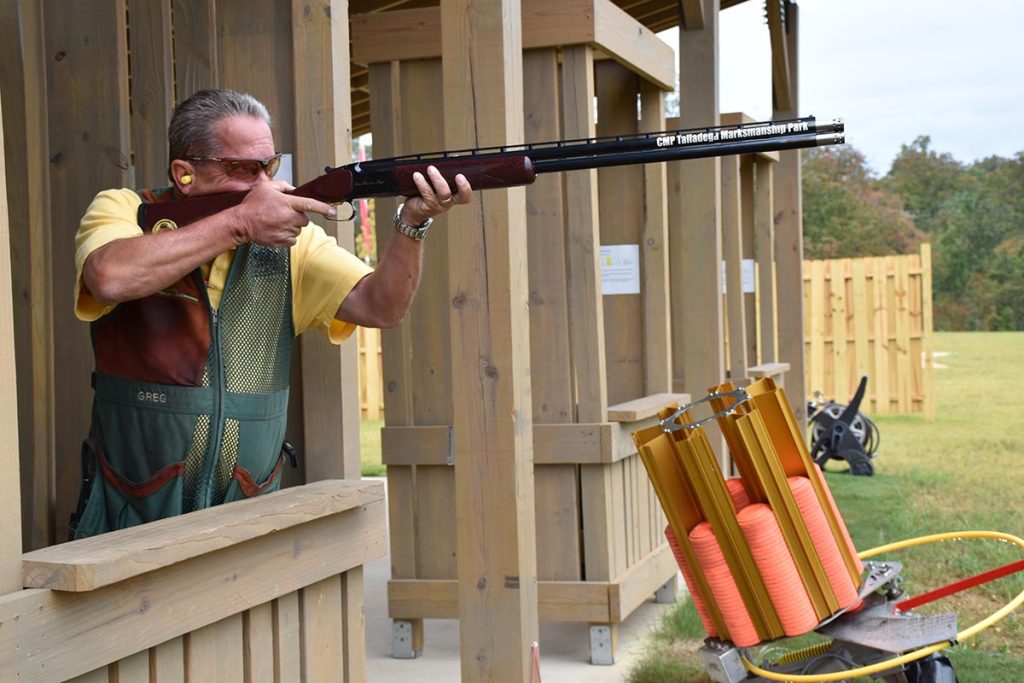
[70,89,470,538]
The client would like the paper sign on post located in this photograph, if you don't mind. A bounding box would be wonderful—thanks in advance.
[742,259,756,293]
[600,244,641,295]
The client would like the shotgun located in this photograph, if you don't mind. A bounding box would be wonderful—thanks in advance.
[140,116,844,230]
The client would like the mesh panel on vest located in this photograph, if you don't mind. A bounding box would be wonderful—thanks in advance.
[221,245,293,394]
[212,418,240,506]
[182,414,212,513]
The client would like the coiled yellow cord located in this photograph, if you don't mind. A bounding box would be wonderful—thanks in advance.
[740,530,1024,682]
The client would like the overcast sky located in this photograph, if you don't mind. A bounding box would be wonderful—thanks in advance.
[660,0,1024,175]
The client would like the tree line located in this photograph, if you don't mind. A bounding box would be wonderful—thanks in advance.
[802,139,1024,331]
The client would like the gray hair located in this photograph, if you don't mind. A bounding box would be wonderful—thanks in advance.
[168,89,272,162]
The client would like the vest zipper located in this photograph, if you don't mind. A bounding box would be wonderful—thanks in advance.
[197,251,238,509]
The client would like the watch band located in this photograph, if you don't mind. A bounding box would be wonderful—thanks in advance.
[393,203,433,241]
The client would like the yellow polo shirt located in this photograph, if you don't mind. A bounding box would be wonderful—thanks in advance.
[74,188,373,344]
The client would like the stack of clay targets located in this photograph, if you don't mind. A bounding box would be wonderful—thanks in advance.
[633,377,864,647]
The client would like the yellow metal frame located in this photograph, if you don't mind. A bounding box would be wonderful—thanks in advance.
[633,378,864,645]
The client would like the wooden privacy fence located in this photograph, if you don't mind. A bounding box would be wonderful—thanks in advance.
[358,327,384,419]
[803,244,934,418]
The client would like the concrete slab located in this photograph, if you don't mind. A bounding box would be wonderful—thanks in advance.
[363,478,682,683]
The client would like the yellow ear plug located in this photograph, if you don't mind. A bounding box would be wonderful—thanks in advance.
[180,174,192,185]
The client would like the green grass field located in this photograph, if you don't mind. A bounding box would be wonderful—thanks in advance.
[360,418,385,477]
[628,332,1024,682]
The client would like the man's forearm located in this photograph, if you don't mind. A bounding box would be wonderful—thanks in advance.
[336,233,424,328]
[83,209,244,305]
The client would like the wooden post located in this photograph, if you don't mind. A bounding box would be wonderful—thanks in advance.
[0,0,53,551]
[740,156,757,367]
[772,1,807,428]
[441,2,538,681]
[0,90,23,591]
[921,243,934,421]
[44,0,131,544]
[291,3,365,681]
[562,46,608,423]
[672,0,724,462]
[640,81,672,395]
[754,158,776,363]
[171,0,218,95]
[127,0,174,188]
[721,154,746,380]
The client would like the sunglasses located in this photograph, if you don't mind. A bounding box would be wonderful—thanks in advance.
[185,152,283,179]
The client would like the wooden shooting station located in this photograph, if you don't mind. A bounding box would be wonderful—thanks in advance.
[0,0,807,680]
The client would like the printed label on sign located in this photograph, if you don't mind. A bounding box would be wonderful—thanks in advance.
[600,244,641,295]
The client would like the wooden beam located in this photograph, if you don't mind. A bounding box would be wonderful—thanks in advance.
[0,0,54,551]
[680,0,704,30]
[351,0,675,90]
[387,543,674,623]
[0,86,22,593]
[382,419,663,465]
[722,153,748,379]
[441,1,537,680]
[640,80,673,395]
[23,480,384,591]
[289,16,367,677]
[737,156,757,366]
[766,0,792,113]
[669,0,724,461]
[754,157,777,362]
[561,45,608,424]
[44,0,131,545]
[772,1,806,428]
[171,0,219,96]
[127,0,174,188]
[291,0,360,482]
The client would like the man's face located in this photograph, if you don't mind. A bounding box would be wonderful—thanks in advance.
[190,115,277,195]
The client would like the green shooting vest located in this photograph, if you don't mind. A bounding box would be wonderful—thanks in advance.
[71,192,294,539]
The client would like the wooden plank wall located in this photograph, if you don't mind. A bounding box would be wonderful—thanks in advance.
[0,0,363,548]
[802,245,934,417]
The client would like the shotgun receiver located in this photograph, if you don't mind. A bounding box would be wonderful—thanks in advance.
[140,116,844,231]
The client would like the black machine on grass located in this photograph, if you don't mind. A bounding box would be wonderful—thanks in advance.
[808,376,879,476]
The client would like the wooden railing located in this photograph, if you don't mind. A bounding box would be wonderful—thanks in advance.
[0,480,385,683]
[803,244,934,418]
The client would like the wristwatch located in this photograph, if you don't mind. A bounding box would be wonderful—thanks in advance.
[393,203,433,241]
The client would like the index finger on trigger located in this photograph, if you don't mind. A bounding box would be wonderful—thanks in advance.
[292,196,337,218]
